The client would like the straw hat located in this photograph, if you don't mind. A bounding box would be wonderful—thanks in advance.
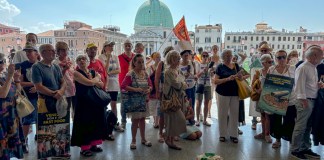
[258,43,273,52]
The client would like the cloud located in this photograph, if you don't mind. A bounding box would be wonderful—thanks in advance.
[0,0,21,21]
[26,22,60,33]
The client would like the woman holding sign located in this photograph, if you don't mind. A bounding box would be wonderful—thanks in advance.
[268,50,297,148]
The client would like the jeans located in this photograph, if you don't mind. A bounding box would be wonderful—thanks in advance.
[185,86,196,110]
[290,99,315,152]
[186,86,196,124]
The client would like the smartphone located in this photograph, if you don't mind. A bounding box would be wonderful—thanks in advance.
[208,61,215,68]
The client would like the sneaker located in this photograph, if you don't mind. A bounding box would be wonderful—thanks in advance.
[291,152,308,160]
[303,149,320,159]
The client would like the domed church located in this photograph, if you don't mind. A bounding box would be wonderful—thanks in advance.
[130,0,177,56]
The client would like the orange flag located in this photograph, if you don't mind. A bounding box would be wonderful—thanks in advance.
[173,16,190,41]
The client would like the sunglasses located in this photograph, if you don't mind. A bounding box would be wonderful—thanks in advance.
[261,50,268,52]
[202,55,209,58]
[276,56,287,60]
[265,61,273,64]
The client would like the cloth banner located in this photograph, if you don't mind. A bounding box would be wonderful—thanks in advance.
[173,16,190,41]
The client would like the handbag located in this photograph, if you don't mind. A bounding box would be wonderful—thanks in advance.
[161,87,182,112]
[122,92,146,113]
[16,89,35,118]
[87,86,111,107]
[234,64,251,100]
[122,71,147,113]
[236,78,251,100]
[251,79,261,101]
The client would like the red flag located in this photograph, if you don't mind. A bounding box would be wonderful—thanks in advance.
[173,16,190,41]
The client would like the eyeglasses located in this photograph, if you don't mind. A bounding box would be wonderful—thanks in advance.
[276,56,287,60]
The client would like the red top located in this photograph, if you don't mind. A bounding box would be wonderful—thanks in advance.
[88,59,108,89]
[118,53,135,86]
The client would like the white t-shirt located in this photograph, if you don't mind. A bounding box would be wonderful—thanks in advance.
[196,63,212,86]
[179,61,196,89]
[98,54,120,92]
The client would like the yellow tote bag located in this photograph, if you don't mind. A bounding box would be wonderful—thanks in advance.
[235,78,251,100]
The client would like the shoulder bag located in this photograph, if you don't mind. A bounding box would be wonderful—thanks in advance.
[122,71,147,113]
[16,89,35,118]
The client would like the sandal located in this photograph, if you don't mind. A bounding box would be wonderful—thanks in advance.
[219,137,226,142]
[141,140,152,147]
[230,137,238,143]
[168,144,182,150]
[130,142,136,149]
[265,135,273,143]
[90,146,103,152]
[158,134,165,143]
[203,121,211,126]
[272,141,281,148]
[238,129,243,135]
[80,150,93,157]
[254,133,264,139]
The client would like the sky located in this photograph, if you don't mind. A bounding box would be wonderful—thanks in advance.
[1,0,324,35]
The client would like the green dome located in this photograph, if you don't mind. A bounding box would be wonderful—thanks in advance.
[134,0,174,28]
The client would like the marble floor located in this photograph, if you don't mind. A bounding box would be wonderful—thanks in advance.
[20,99,324,160]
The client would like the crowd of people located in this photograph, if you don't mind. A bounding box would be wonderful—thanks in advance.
[0,32,323,159]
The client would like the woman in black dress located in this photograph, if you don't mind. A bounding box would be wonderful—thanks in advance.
[71,54,106,157]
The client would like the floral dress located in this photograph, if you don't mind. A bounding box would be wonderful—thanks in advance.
[0,74,24,159]
[121,71,152,119]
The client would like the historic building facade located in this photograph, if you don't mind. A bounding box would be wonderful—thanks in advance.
[194,24,222,52]
[224,22,306,56]
[130,0,177,56]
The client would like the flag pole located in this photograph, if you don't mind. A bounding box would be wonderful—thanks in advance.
[157,31,173,53]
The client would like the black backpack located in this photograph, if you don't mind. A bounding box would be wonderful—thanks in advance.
[106,110,117,134]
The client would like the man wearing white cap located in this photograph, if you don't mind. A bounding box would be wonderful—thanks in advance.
[118,39,135,129]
